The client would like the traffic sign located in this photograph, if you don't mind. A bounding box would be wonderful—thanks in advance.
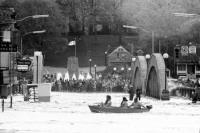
[0,43,17,52]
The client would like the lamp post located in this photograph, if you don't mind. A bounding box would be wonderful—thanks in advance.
[123,25,155,53]
[113,67,117,75]
[145,54,151,65]
[161,53,170,100]
[89,59,92,75]
[21,30,46,55]
[104,51,107,66]
[163,53,169,91]
[132,57,136,68]
[94,64,97,81]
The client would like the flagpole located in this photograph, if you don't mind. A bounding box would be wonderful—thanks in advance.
[75,41,76,57]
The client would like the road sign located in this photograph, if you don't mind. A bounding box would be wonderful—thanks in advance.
[17,59,32,66]
[0,43,17,52]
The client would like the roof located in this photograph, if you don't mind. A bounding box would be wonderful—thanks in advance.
[108,45,131,57]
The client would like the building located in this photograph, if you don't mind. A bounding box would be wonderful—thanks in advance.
[174,43,200,78]
[107,45,132,72]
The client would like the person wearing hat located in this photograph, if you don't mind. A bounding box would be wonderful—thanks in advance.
[120,97,128,108]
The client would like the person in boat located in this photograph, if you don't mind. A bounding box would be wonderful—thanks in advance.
[101,95,112,107]
[130,98,145,109]
[120,97,128,108]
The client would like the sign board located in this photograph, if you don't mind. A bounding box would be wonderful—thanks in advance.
[16,59,31,72]
[181,46,188,56]
[189,46,196,54]
[17,59,31,66]
[17,65,28,72]
[0,43,17,52]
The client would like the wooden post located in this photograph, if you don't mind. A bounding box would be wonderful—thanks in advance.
[2,99,4,112]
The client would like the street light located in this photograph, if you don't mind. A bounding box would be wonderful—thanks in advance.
[21,30,46,55]
[89,59,92,75]
[104,51,107,66]
[123,25,155,53]
[163,53,169,91]
[94,64,97,81]
[132,57,136,62]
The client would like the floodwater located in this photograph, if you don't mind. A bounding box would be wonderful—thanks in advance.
[0,92,200,133]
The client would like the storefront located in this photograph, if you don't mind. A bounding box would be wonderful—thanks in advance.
[174,44,200,78]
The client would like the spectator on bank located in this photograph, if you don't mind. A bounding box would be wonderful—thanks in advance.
[128,84,134,101]
[136,88,142,101]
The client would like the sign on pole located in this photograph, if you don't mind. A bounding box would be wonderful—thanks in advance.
[16,59,32,72]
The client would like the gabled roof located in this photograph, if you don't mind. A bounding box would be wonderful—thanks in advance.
[108,45,131,57]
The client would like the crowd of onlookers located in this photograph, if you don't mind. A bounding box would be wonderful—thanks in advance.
[42,73,132,92]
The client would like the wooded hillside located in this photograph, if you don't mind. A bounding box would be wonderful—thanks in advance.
[1,0,200,67]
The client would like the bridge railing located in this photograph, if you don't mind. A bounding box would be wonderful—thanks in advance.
[170,87,195,99]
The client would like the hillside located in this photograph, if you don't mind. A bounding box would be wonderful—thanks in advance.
[44,35,137,67]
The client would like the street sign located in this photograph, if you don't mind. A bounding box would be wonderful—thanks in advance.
[17,65,29,72]
[0,43,17,52]
[17,59,32,66]
[16,59,32,72]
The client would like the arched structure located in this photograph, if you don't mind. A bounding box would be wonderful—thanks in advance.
[146,53,167,99]
[131,56,147,94]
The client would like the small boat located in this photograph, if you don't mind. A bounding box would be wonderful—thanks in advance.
[88,105,152,113]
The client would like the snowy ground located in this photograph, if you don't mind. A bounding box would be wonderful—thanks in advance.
[0,92,200,133]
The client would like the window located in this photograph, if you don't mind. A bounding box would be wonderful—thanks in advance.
[177,64,186,71]
[117,53,120,58]
[175,48,180,58]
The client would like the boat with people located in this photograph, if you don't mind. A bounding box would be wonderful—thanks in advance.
[88,105,152,113]
[89,95,152,113]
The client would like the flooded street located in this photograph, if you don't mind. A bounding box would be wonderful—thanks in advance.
[0,92,200,133]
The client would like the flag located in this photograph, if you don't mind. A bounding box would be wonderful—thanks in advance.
[68,40,76,46]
